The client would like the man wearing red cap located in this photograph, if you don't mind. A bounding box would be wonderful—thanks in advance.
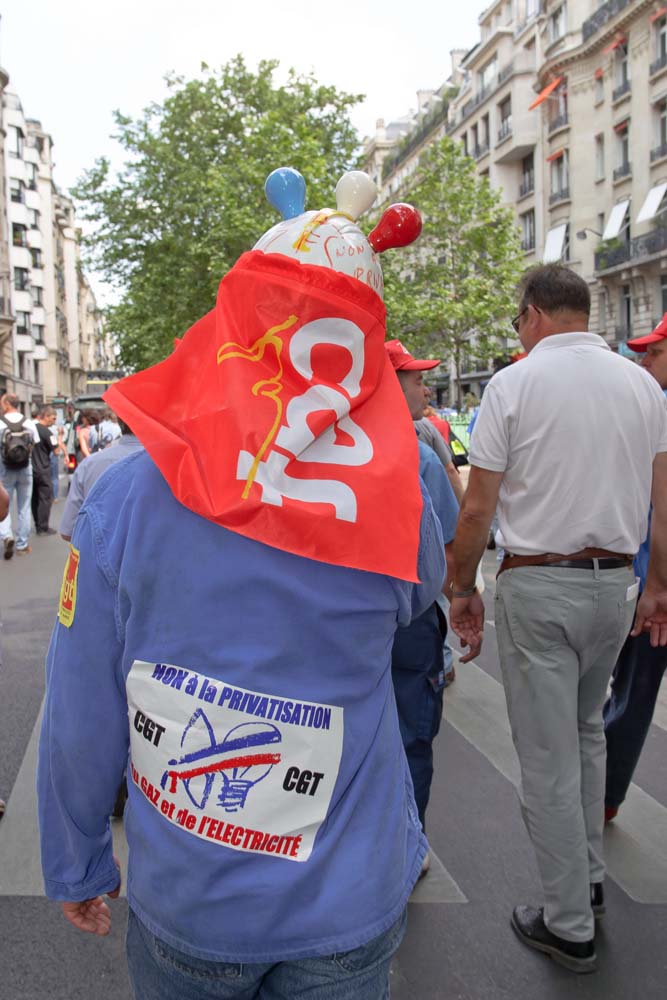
[385,340,461,856]
[604,314,667,823]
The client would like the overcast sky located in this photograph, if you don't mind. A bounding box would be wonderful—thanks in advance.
[1,0,481,190]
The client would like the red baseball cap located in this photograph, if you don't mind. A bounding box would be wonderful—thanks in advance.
[385,339,440,371]
[627,313,667,352]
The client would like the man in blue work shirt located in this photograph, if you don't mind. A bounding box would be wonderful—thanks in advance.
[37,172,444,1000]
[385,340,460,871]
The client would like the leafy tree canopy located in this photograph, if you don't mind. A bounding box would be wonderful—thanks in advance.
[73,56,363,369]
[380,136,525,406]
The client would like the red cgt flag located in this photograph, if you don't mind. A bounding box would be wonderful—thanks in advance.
[105,251,423,581]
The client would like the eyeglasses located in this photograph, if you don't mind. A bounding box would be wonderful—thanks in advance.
[511,307,527,334]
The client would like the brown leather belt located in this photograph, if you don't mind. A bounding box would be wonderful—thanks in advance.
[498,547,633,577]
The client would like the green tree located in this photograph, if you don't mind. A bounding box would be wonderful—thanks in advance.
[73,57,363,369]
[381,136,525,408]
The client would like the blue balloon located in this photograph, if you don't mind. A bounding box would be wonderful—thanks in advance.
[264,168,306,221]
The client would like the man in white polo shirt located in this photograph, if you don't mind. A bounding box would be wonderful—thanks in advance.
[449,264,667,974]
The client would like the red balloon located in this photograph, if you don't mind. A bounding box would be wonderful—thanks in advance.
[368,204,422,253]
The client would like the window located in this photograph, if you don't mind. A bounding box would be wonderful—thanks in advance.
[520,210,536,251]
[549,4,566,43]
[7,125,24,158]
[10,179,25,204]
[550,150,569,195]
[657,100,667,149]
[14,268,30,291]
[661,274,667,315]
[480,57,497,92]
[549,81,568,127]
[526,0,539,17]
[25,163,38,191]
[615,122,630,170]
[31,286,43,307]
[620,284,632,335]
[12,224,28,248]
[16,311,31,335]
[30,248,42,269]
[657,16,667,61]
[595,73,604,103]
[562,224,570,261]
[498,96,512,140]
[481,114,490,148]
[615,42,630,89]
[595,134,605,180]
[521,152,534,188]
[462,132,469,156]
[28,208,40,230]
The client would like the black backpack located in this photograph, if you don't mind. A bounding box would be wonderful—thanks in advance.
[1,414,34,469]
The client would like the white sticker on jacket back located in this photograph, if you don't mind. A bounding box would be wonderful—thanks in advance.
[126,660,344,862]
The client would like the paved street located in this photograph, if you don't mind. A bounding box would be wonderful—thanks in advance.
[0,507,665,999]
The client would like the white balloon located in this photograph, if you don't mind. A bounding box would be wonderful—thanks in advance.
[335,171,377,221]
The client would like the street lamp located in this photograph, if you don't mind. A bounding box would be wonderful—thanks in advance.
[576,228,602,240]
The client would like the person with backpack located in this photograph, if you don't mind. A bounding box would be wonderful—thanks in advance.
[31,405,63,537]
[88,409,122,453]
[0,392,40,559]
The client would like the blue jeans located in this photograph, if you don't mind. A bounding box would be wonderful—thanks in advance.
[604,626,667,808]
[126,907,406,1000]
[0,462,33,549]
[391,603,445,831]
[50,452,60,499]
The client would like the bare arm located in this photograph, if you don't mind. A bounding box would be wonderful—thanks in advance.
[0,483,8,521]
[445,461,465,505]
[633,452,667,645]
[450,466,503,663]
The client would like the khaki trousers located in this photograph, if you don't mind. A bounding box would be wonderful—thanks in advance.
[494,563,637,941]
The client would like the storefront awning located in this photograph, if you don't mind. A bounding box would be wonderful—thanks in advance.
[529,77,563,111]
[650,7,667,23]
[602,200,630,241]
[637,183,667,224]
[543,223,568,263]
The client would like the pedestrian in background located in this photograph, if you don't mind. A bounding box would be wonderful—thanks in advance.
[31,405,61,537]
[385,340,459,865]
[0,392,39,559]
[603,313,667,823]
[450,264,667,974]
[60,417,143,541]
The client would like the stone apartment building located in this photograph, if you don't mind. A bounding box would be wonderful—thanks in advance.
[1,82,112,410]
[362,0,667,398]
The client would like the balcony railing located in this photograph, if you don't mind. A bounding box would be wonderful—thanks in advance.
[548,112,569,134]
[613,161,632,181]
[549,187,570,205]
[595,225,667,271]
[651,143,667,162]
[497,118,513,143]
[612,79,631,102]
[519,174,535,198]
[582,0,629,42]
[473,142,490,159]
[651,52,667,77]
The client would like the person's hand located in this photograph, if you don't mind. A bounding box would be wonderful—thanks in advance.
[450,591,485,663]
[632,589,667,647]
[61,858,121,936]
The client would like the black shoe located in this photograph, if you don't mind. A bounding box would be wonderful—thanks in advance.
[511,905,596,974]
[3,538,14,560]
[36,528,57,536]
[591,883,605,919]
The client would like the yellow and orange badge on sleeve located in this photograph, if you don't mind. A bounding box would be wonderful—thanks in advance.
[58,544,80,627]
